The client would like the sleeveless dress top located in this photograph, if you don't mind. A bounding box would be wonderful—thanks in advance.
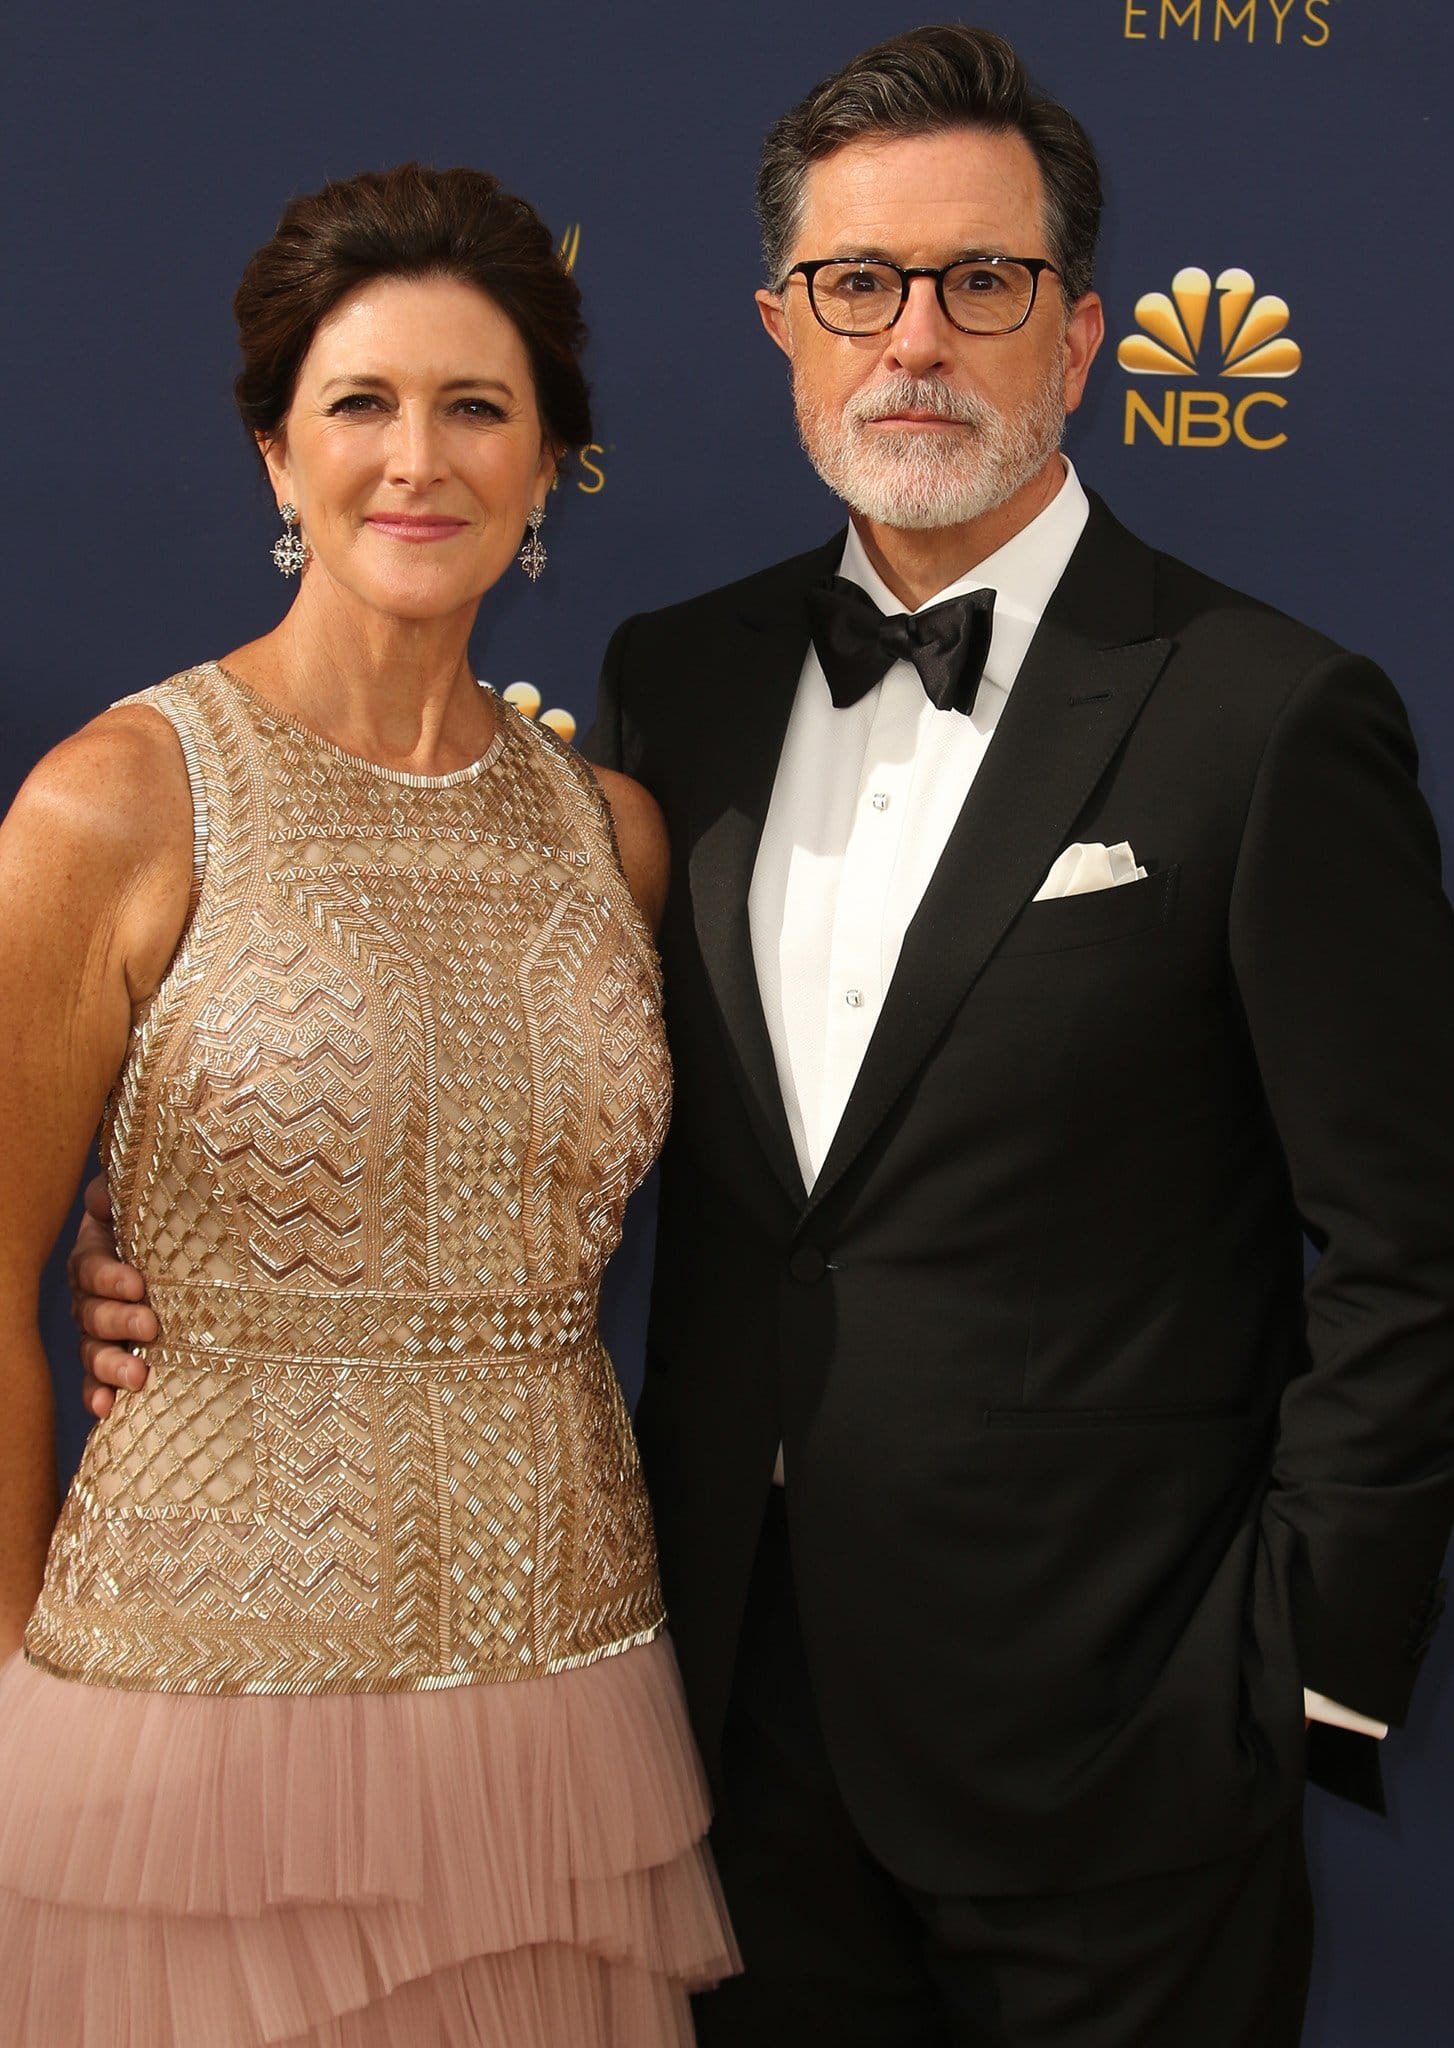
[0,665,736,2047]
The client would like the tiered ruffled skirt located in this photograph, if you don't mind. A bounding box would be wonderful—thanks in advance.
[0,1635,737,2045]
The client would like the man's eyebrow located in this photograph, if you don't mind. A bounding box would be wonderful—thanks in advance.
[816,245,1016,264]
[814,247,901,265]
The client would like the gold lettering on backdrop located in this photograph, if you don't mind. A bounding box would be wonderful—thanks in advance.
[549,446,609,496]
[1124,389,1290,447]
[1124,0,1335,42]
[1215,0,1256,38]
[1124,391,1177,445]
[548,231,610,496]
[1233,392,1288,448]
[1177,392,1232,445]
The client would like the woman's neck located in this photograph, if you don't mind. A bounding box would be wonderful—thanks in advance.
[221,578,494,777]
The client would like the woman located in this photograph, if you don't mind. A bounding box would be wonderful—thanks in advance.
[0,163,735,2044]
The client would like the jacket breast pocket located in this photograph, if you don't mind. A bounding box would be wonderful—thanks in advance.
[994,864,1180,959]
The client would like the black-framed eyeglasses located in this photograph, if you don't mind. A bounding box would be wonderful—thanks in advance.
[782,256,1058,337]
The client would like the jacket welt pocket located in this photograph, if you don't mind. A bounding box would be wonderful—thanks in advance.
[983,1397,1247,1429]
[995,864,1180,958]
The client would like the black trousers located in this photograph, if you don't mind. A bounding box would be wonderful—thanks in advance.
[695,1492,1312,2048]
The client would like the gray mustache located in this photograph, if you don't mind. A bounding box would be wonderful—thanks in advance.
[845,378,988,428]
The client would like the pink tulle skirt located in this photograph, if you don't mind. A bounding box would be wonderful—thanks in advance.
[0,1635,737,2045]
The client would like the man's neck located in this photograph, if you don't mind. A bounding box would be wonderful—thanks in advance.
[851,455,1067,610]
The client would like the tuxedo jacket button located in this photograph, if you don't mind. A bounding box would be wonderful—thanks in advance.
[789,1245,828,1284]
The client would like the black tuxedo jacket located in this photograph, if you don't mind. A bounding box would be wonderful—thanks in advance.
[586,494,1454,1894]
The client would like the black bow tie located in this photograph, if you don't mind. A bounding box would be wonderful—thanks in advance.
[805,576,996,716]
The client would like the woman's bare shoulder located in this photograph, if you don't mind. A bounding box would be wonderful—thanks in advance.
[3,703,199,993]
[11,702,195,852]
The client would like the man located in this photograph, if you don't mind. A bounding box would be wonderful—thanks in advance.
[72,25,1454,2047]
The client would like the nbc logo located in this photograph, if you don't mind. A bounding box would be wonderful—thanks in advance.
[1117,267,1301,449]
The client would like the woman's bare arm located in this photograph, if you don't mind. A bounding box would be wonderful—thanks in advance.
[590,766,669,935]
[0,707,194,1651]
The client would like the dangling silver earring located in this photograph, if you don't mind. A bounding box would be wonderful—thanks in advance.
[518,504,548,581]
[272,501,307,577]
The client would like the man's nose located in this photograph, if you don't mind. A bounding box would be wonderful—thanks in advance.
[883,276,954,376]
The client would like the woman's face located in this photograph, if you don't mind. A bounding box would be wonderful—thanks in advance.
[263,273,557,625]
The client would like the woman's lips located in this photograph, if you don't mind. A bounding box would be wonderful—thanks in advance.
[365,515,470,542]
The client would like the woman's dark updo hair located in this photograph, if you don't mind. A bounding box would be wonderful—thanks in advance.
[233,163,591,462]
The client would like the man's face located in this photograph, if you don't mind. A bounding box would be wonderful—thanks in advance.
[757,127,1103,533]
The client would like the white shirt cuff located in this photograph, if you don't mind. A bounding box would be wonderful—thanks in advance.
[1303,1688,1388,1739]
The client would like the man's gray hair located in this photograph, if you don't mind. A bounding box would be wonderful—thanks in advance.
[755,24,1103,306]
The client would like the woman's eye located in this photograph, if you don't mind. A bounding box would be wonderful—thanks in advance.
[324,393,505,420]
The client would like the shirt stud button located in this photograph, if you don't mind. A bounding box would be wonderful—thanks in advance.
[846,989,864,1009]
[870,791,890,811]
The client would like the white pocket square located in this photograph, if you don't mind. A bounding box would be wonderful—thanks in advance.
[1033,841,1147,902]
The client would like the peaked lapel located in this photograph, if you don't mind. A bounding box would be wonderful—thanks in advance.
[686,534,845,1202]
[805,497,1173,1217]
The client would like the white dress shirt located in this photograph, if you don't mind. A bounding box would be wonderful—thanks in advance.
[744,458,1385,1740]
[749,460,1089,1188]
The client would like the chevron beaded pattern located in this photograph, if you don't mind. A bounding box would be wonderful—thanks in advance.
[27,669,670,1695]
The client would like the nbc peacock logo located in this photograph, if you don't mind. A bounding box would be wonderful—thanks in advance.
[1117,267,1302,449]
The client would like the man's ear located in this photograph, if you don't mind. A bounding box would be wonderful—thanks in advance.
[755,288,794,362]
[1062,292,1105,417]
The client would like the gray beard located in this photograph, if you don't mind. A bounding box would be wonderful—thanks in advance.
[793,369,1066,531]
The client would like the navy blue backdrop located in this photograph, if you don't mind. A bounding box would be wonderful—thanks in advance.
[3,4,1450,2038]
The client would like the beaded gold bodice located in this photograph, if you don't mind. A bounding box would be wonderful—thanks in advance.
[27,664,670,1695]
